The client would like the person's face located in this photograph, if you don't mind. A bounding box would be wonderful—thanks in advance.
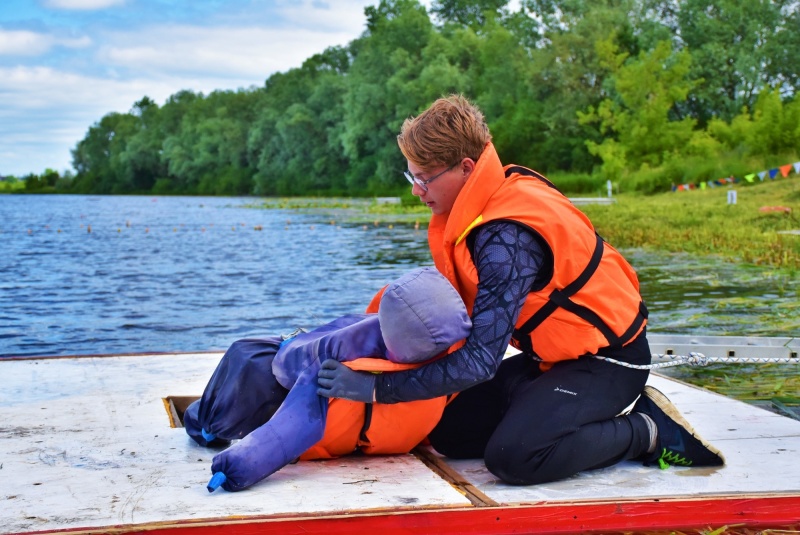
[406,159,473,216]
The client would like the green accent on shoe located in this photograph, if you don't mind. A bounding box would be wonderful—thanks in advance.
[658,448,693,468]
[632,386,725,468]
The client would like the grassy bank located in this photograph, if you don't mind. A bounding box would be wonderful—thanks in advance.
[580,178,800,271]
[402,178,799,272]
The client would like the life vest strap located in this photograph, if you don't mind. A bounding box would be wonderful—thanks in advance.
[504,166,562,192]
[551,294,620,344]
[563,233,605,295]
[617,301,649,347]
[359,403,373,443]
[514,233,605,339]
[512,232,647,353]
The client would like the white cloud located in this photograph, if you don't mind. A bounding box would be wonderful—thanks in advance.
[44,0,125,10]
[0,65,196,174]
[276,0,371,35]
[0,29,92,56]
[60,35,93,48]
[1,66,154,110]
[0,30,54,56]
[99,25,357,80]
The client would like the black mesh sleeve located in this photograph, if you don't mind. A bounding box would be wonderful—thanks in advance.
[375,221,548,403]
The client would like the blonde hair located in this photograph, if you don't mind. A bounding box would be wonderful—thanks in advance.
[397,94,491,170]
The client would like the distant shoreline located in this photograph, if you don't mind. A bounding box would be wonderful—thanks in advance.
[4,180,798,270]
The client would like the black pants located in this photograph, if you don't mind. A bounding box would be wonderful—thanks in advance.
[428,331,652,485]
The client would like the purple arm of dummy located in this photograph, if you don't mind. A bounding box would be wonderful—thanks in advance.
[273,314,386,389]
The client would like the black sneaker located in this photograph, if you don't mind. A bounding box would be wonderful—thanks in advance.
[633,386,725,469]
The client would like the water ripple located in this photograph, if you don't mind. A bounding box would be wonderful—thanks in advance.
[1,195,796,358]
[0,195,431,357]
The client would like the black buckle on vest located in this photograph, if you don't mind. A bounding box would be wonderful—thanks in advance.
[514,233,605,337]
[512,233,646,350]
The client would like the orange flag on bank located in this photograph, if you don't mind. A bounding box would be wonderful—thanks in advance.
[779,164,792,178]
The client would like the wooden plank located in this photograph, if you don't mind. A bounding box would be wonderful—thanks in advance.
[411,447,498,507]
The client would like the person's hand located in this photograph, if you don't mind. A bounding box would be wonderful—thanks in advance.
[317,359,376,402]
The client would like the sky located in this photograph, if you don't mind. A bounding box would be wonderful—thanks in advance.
[0,0,420,177]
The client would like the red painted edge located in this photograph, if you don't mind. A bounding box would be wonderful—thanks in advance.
[15,495,800,535]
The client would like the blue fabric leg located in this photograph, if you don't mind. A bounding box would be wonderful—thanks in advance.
[209,362,327,491]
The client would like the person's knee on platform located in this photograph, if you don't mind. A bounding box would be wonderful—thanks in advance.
[484,442,552,486]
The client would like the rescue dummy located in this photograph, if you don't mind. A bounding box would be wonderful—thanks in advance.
[184,267,471,492]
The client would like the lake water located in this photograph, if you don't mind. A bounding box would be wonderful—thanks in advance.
[1,194,798,358]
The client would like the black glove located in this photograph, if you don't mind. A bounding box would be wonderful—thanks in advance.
[317,359,376,402]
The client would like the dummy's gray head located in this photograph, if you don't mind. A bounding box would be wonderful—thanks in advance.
[379,267,471,363]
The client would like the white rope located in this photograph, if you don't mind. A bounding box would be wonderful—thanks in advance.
[593,352,800,370]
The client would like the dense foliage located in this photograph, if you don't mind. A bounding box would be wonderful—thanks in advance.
[30,0,800,195]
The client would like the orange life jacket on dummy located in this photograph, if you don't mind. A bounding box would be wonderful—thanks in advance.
[301,289,465,460]
[300,355,447,459]
[428,142,647,367]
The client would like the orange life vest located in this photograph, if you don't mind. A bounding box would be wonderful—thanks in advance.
[428,142,647,365]
[300,297,449,459]
[300,357,447,460]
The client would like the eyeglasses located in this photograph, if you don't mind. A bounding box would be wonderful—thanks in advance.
[404,164,456,192]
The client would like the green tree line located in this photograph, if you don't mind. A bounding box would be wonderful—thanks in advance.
[45,0,800,196]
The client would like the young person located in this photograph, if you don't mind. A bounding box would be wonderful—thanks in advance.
[316,95,724,485]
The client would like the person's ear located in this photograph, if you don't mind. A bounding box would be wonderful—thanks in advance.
[460,158,476,180]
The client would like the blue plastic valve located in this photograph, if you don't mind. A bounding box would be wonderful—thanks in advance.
[207,472,227,493]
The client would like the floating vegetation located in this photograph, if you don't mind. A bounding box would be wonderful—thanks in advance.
[631,249,800,412]
[660,362,800,420]
[246,197,429,225]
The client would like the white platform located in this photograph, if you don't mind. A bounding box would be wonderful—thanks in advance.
[2,353,799,534]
